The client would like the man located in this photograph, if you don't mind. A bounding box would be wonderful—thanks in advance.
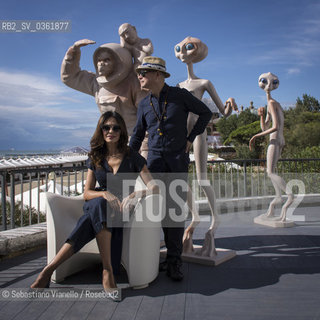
[61,39,145,136]
[130,56,213,281]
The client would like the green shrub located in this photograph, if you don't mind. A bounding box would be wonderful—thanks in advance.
[0,201,45,228]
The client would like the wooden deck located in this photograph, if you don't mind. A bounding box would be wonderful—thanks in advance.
[1,204,320,320]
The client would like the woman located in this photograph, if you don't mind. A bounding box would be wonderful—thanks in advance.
[31,111,157,290]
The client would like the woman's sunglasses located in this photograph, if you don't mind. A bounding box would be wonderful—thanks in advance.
[101,125,121,132]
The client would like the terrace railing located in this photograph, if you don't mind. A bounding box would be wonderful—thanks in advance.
[190,158,320,200]
[1,157,319,230]
[0,162,87,230]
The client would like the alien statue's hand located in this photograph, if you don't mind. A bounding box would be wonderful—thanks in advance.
[226,97,238,112]
[249,135,257,151]
[257,107,265,117]
[66,39,96,58]
[183,226,194,242]
[73,39,96,48]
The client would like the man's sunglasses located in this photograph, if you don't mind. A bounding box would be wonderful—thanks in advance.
[101,125,121,132]
[137,70,155,77]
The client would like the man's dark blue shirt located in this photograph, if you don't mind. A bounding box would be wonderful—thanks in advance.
[130,83,213,154]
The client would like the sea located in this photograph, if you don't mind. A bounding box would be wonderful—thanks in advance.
[0,147,89,159]
[0,150,64,159]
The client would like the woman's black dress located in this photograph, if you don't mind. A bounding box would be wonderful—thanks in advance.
[67,147,146,273]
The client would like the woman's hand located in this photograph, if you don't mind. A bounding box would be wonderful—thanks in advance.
[102,191,121,212]
[121,193,141,214]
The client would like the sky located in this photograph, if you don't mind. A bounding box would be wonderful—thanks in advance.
[0,0,319,151]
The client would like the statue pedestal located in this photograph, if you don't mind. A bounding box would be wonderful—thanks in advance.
[254,214,295,228]
[160,246,236,266]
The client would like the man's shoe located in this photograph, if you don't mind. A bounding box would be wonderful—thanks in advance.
[166,261,183,281]
[159,260,168,272]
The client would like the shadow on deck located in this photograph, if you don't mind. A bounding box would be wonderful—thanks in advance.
[0,206,320,320]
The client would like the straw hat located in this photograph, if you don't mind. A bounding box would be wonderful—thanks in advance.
[136,56,170,78]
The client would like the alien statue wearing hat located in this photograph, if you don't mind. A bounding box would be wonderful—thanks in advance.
[130,56,213,281]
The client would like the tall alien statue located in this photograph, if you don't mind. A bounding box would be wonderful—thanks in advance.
[249,73,294,224]
[175,36,238,258]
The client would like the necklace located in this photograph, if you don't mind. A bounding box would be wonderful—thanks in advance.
[149,88,169,136]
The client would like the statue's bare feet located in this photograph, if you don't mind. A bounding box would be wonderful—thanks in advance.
[102,269,117,291]
[30,267,52,288]
[183,237,194,254]
[197,228,217,258]
[265,210,275,218]
[262,213,280,221]
[279,194,294,221]
[183,227,194,254]
[266,197,282,218]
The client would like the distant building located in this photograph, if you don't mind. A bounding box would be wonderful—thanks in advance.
[206,112,222,147]
[61,146,89,155]
[249,101,258,115]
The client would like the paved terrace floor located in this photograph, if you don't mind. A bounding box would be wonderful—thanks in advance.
[0,204,319,320]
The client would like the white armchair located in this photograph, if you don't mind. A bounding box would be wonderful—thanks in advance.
[44,192,163,289]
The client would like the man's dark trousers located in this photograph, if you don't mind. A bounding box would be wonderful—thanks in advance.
[147,150,189,263]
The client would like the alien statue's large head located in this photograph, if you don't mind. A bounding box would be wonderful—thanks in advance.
[258,72,279,93]
[174,36,208,64]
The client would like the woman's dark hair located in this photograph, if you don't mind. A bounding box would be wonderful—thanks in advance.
[88,111,128,168]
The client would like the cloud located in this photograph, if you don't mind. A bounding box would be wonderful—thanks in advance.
[281,102,296,109]
[287,68,301,75]
[0,70,64,94]
[0,102,97,150]
[0,69,84,108]
[302,18,320,36]
[249,38,320,67]
[247,3,320,70]
[0,70,99,149]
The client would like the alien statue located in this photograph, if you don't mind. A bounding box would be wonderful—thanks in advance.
[175,36,238,259]
[249,72,294,226]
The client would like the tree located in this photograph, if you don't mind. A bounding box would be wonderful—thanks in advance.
[296,94,320,113]
[284,119,320,155]
[216,94,320,160]
[281,95,320,157]
[216,109,259,143]
[237,108,260,128]
[225,121,261,145]
[216,114,238,142]
[224,121,264,159]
